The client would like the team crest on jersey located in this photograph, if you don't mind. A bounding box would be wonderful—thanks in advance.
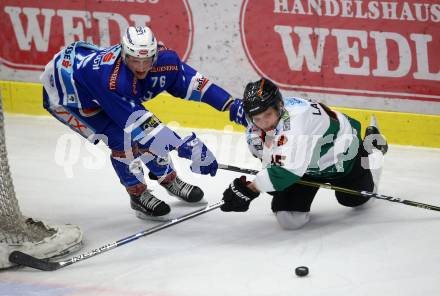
[62,60,71,68]
[103,52,114,63]
[277,135,288,146]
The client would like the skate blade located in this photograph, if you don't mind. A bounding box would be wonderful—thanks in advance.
[167,191,208,205]
[176,198,208,207]
[135,211,172,222]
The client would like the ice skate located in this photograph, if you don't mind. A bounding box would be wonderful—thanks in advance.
[149,172,205,203]
[364,115,388,194]
[364,115,388,155]
[130,188,171,221]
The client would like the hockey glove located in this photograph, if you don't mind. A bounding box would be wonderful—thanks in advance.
[177,133,218,176]
[229,98,248,127]
[221,176,260,212]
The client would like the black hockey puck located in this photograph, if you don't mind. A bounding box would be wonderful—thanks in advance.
[295,266,309,277]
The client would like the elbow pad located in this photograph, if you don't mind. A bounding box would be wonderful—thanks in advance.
[124,111,183,157]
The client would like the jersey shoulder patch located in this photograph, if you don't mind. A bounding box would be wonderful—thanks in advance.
[87,45,121,71]
[283,97,307,107]
[283,97,310,117]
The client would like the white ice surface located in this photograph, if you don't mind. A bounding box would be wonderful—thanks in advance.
[1,115,440,296]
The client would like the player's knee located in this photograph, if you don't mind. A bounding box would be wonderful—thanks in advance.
[336,193,370,207]
[274,211,310,230]
[145,154,174,177]
[110,144,140,159]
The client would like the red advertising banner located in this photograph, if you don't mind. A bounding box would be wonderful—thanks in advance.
[0,0,193,71]
[241,0,440,102]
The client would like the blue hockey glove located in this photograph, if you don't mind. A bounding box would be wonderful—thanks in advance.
[229,98,248,127]
[177,133,218,176]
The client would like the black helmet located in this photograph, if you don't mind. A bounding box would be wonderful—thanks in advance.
[243,78,283,117]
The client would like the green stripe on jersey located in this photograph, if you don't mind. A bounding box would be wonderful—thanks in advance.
[318,117,340,159]
[307,115,362,180]
[307,116,340,175]
[267,166,301,191]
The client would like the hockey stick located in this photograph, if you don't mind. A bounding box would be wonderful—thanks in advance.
[219,163,440,212]
[9,201,224,271]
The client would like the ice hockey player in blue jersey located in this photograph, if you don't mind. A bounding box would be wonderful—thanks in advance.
[221,78,388,230]
[41,26,241,220]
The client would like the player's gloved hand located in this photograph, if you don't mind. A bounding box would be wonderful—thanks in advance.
[221,176,260,212]
[177,133,218,176]
[229,98,248,127]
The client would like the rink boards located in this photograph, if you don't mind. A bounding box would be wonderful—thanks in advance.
[1,80,439,148]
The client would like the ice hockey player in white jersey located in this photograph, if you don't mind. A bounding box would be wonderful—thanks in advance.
[41,26,242,220]
[221,78,388,229]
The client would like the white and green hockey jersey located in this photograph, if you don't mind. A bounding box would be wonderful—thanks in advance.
[247,97,362,193]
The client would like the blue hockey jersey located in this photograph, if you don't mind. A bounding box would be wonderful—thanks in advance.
[46,41,233,134]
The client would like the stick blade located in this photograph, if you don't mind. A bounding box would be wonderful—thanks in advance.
[9,251,62,271]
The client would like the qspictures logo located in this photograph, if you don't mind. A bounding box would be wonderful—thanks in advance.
[240,0,440,102]
[0,0,193,71]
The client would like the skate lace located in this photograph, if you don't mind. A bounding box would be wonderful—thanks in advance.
[139,190,162,210]
[164,177,193,198]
